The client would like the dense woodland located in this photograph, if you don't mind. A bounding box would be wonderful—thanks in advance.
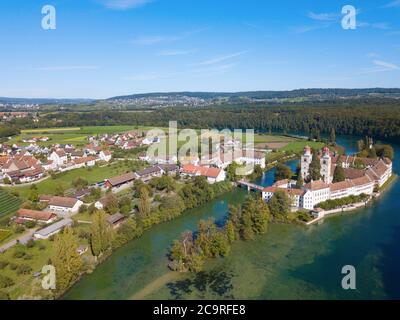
[3,100,400,142]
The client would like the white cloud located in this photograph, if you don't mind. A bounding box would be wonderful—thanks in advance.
[34,66,99,71]
[361,60,399,74]
[131,35,182,45]
[291,23,331,34]
[100,0,152,10]
[157,49,197,56]
[373,60,399,70]
[357,22,390,30]
[131,28,209,46]
[123,72,178,81]
[383,0,400,8]
[197,51,248,66]
[307,11,338,21]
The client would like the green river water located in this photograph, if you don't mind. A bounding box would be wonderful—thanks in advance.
[64,136,400,300]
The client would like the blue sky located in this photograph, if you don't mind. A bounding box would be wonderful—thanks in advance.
[0,0,400,98]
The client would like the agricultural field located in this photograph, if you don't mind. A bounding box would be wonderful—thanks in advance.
[9,126,154,147]
[0,190,22,218]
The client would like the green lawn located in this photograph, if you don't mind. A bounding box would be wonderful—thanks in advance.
[0,229,12,243]
[6,161,137,200]
[0,241,53,299]
[281,141,325,153]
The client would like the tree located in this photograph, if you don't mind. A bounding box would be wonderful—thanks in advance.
[296,173,304,188]
[333,164,346,183]
[274,163,292,182]
[28,185,39,202]
[368,147,377,159]
[252,198,271,234]
[72,178,88,190]
[329,128,336,144]
[309,155,321,181]
[375,144,394,160]
[90,210,113,257]
[119,196,132,215]
[54,184,65,196]
[113,217,143,247]
[268,190,291,219]
[138,188,151,218]
[51,227,83,293]
[103,194,119,214]
[225,220,236,243]
[226,162,240,182]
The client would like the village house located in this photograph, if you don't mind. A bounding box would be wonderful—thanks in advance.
[135,166,165,181]
[48,196,83,215]
[1,155,45,183]
[71,156,98,169]
[104,172,136,190]
[34,218,73,240]
[99,150,112,162]
[181,164,226,184]
[48,149,68,167]
[16,209,57,225]
[106,213,126,229]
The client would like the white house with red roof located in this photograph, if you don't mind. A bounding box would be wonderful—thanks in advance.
[49,149,68,167]
[181,164,226,184]
[99,150,112,162]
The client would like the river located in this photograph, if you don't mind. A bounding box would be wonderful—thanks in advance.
[64,135,400,300]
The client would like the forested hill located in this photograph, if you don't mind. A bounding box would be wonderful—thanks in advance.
[14,102,400,142]
[108,88,400,101]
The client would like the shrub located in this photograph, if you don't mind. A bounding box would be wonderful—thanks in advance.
[16,264,33,275]
[8,262,17,270]
[0,290,10,300]
[26,239,35,248]
[13,249,26,259]
[24,221,37,229]
[0,275,14,289]
[0,260,9,270]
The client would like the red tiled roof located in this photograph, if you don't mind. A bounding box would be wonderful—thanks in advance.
[182,165,222,178]
[73,156,97,165]
[351,175,373,187]
[106,172,136,186]
[17,209,56,221]
[330,180,353,192]
[304,180,330,191]
[48,196,79,208]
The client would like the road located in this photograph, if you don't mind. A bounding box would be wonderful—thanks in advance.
[0,228,36,253]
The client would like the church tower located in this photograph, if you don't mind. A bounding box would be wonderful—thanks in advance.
[320,147,332,184]
[301,146,312,180]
